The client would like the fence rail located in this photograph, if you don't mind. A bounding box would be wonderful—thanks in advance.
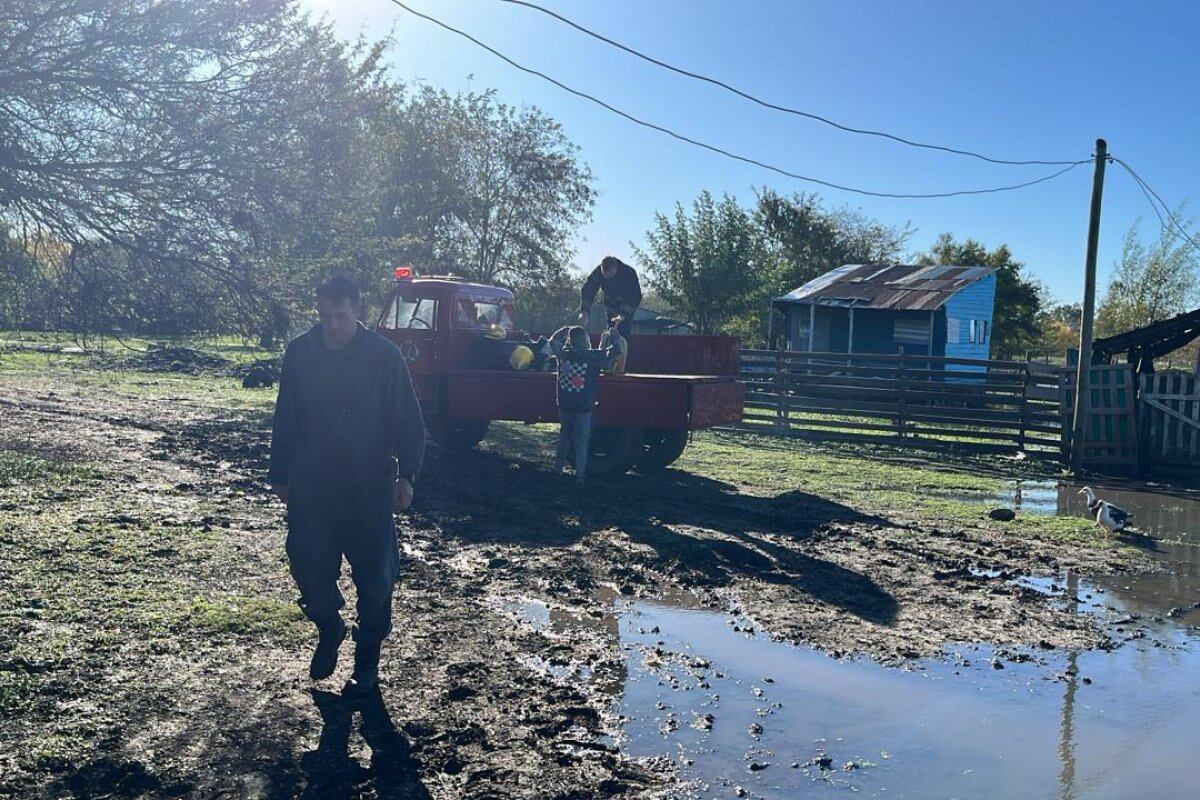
[738,349,1066,456]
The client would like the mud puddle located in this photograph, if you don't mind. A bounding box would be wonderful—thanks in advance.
[620,600,1199,799]
[963,480,1200,628]
[506,584,1200,799]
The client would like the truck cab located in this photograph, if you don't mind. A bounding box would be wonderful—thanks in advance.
[377,268,745,474]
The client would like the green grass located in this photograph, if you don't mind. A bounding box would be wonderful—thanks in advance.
[486,420,1111,548]
[178,596,305,637]
[682,429,1106,544]
[0,452,96,488]
[0,332,1111,548]
[0,335,278,410]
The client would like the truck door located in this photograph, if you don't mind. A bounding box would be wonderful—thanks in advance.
[378,291,441,405]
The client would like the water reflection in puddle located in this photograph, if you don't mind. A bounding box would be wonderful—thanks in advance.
[615,597,1200,800]
[956,480,1200,628]
[497,480,1200,797]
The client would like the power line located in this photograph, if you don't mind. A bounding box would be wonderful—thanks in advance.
[498,0,1079,168]
[1113,157,1200,254]
[387,0,1089,199]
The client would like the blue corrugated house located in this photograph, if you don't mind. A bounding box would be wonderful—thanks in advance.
[771,264,998,370]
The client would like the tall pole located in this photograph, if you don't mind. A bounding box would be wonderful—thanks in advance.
[1070,139,1108,474]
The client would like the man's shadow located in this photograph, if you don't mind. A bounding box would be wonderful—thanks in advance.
[299,689,430,800]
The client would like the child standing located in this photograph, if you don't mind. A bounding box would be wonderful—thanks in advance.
[548,326,616,487]
[598,317,628,375]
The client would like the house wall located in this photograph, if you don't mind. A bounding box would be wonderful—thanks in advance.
[943,272,997,368]
[784,304,940,355]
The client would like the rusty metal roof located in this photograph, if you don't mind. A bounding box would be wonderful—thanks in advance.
[774,264,997,311]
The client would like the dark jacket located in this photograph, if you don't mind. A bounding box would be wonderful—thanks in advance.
[580,260,642,315]
[268,324,425,504]
[549,328,615,414]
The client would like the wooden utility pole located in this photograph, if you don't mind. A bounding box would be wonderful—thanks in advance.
[1070,139,1108,473]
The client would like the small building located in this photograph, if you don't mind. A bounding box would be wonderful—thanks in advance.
[772,264,998,368]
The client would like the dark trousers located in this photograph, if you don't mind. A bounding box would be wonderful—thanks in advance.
[605,303,636,340]
[286,493,398,646]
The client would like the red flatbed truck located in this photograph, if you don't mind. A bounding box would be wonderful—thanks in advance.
[376,270,745,474]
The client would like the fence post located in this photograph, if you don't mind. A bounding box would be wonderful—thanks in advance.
[1059,368,1072,463]
[896,348,907,438]
[1018,363,1030,452]
[774,351,790,435]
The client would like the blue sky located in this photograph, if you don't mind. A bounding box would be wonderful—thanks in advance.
[301,0,1198,303]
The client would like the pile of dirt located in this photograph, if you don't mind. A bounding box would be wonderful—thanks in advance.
[113,344,231,375]
[231,357,281,389]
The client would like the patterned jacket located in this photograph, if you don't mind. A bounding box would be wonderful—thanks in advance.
[548,328,616,413]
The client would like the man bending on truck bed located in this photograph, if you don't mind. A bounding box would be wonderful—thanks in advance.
[269,272,426,697]
[578,255,641,341]
[549,325,617,488]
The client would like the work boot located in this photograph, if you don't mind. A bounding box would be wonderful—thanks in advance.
[342,639,382,697]
[308,618,347,680]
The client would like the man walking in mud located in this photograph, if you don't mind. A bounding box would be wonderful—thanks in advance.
[269,272,425,696]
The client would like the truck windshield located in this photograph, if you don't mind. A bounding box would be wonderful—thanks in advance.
[382,295,437,331]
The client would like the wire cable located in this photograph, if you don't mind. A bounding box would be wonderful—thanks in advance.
[1113,157,1200,253]
[387,0,1090,199]
[498,0,1079,167]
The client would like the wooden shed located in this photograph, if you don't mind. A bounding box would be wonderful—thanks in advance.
[772,264,998,371]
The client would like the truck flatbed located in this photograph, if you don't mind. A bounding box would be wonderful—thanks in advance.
[377,274,746,473]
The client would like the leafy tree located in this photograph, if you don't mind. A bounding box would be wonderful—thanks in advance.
[0,225,45,328]
[3,1,286,289]
[380,88,596,288]
[1095,216,1199,339]
[1035,298,1082,361]
[749,190,910,344]
[633,192,764,335]
[755,190,911,291]
[917,234,1042,358]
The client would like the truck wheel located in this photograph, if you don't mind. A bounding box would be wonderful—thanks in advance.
[588,426,643,475]
[637,429,689,470]
[428,418,490,451]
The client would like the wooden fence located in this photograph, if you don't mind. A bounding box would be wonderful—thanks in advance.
[739,349,1066,456]
[1061,364,1140,470]
[1140,371,1200,467]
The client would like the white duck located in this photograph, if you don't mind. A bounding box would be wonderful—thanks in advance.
[1078,487,1133,534]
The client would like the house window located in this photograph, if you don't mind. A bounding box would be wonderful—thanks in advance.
[966,319,989,344]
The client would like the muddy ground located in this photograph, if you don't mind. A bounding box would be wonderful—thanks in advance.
[0,370,1141,799]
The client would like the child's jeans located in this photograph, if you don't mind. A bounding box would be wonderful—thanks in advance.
[555,411,593,478]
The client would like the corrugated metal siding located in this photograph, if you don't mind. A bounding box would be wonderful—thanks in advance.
[894,317,931,345]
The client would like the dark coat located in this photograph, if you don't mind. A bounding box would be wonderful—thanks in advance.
[268,324,425,504]
[580,260,642,315]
